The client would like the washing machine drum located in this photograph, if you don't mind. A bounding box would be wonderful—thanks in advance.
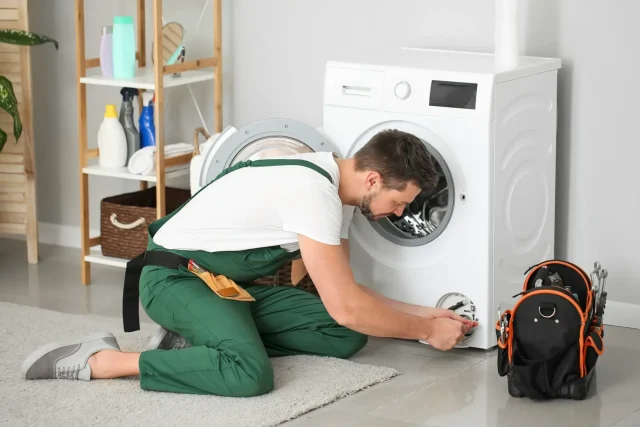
[199,119,337,186]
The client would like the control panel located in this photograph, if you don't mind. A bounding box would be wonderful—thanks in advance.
[324,64,494,120]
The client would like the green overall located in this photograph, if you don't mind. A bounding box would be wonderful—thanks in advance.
[136,159,368,396]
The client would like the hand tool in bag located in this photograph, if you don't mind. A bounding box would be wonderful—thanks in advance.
[188,260,255,302]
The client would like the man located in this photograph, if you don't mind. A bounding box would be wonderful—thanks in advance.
[21,129,477,396]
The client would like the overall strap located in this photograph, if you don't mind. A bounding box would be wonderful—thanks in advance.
[244,159,333,184]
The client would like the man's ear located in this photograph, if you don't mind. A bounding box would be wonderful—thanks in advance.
[365,171,381,191]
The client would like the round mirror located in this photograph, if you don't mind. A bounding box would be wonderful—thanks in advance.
[152,22,184,65]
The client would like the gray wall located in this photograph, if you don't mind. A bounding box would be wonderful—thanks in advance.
[27,1,640,303]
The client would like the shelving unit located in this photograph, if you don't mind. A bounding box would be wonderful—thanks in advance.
[75,0,223,284]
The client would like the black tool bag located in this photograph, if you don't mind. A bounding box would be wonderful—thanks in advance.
[496,260,608,400]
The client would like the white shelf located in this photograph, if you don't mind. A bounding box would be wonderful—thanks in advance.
[85,247,128,268]
[83,163,189,182]
[80,67,214,90]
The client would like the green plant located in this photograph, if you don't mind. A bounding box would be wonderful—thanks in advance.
[0,29,58,153]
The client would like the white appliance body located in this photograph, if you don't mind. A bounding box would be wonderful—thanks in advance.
[321,49,561,350]
[198,48,561,350]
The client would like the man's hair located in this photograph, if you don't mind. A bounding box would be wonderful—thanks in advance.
[353,129,439,192]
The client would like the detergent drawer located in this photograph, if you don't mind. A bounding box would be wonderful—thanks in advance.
[324,66,384,110]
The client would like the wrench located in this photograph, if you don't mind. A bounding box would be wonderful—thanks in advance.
[590,262,601,289]
[497,306,506,344]
[597,269,607,308]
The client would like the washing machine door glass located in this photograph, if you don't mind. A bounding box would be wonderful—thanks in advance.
[200,119,338,186]
[347,122,456,247]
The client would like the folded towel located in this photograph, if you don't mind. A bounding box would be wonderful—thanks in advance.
[127,142,194,175]
[189,154,204,195]
[189,133,220,195]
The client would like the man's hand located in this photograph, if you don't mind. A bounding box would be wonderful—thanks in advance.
[356,285,479,333]
[424,318,469,351]
[421,307,479,330]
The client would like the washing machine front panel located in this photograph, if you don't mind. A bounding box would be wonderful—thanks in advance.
[200,119,338,186]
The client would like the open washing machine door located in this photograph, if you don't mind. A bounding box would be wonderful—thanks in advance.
[199,119,339,186]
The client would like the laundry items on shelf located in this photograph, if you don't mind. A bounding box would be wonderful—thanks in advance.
[127,142,194,176]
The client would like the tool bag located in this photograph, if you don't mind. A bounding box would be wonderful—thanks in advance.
[496,260,608,400]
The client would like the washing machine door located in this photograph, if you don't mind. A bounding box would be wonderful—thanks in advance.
[200,118,338,186]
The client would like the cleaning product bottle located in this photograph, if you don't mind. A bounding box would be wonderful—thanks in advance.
[119,87,140,163]
[112,16,136,79]
[139,91,156,148]
[99,25,113,77]
[98,104,127,168]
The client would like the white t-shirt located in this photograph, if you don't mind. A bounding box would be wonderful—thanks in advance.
[153,151,356,252]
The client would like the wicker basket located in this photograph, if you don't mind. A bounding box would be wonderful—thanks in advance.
[100,187,191,259]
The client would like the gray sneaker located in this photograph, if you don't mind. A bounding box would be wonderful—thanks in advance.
[146,326,191,350]
[21,332,120,381]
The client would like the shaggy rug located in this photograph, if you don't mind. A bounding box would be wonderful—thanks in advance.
[0,302,398,427]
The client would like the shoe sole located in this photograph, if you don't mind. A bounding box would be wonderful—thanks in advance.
[20,331,118,380]
[146,327,168,351]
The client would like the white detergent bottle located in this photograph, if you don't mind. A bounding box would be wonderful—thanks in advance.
[98,104,128,168]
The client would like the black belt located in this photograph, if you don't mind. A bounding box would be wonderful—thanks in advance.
[122,250,190,333]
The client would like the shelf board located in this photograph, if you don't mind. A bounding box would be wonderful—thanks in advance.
[82,163,189,182]
[80,67,214,90]
[85,247,128,268]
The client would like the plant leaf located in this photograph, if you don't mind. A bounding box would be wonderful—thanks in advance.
[0,28,58,50]
[0,129,7,153]
[0,76,22,142]
[0,127,6,152]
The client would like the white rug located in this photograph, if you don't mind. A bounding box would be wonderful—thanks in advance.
[0,302,399,427]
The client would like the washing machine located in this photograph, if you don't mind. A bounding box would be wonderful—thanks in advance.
[199,48,561,350]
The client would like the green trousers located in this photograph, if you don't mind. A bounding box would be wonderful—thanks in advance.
[137,264,368,396]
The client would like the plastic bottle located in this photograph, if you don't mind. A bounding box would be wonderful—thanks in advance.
[139,91,156,148]
[119,87,140,163]
[112,16,136,79]
[99,26,113,77]
[98,104,127,168]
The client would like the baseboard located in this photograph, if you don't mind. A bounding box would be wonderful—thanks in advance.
[0,222,98,249]
[38,222,100,248]
[603,301,640,329]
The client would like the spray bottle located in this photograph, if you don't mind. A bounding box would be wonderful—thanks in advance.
[139,91,156,148]
[119,87,140,163]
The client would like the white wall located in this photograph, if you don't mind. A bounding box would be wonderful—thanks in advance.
[25,1,640,305]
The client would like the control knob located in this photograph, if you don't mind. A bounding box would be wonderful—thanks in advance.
[394,81,411,100]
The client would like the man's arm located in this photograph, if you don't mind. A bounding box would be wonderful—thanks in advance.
[356,284,477,328]
[341,238,350,260]
[340,238,474,326]
[299,234,442,342]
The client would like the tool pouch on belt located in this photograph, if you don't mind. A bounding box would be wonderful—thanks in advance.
[188,260,255,302]
[496,259,607,400]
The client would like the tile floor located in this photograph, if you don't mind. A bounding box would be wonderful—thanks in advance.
[2,238,640,426]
